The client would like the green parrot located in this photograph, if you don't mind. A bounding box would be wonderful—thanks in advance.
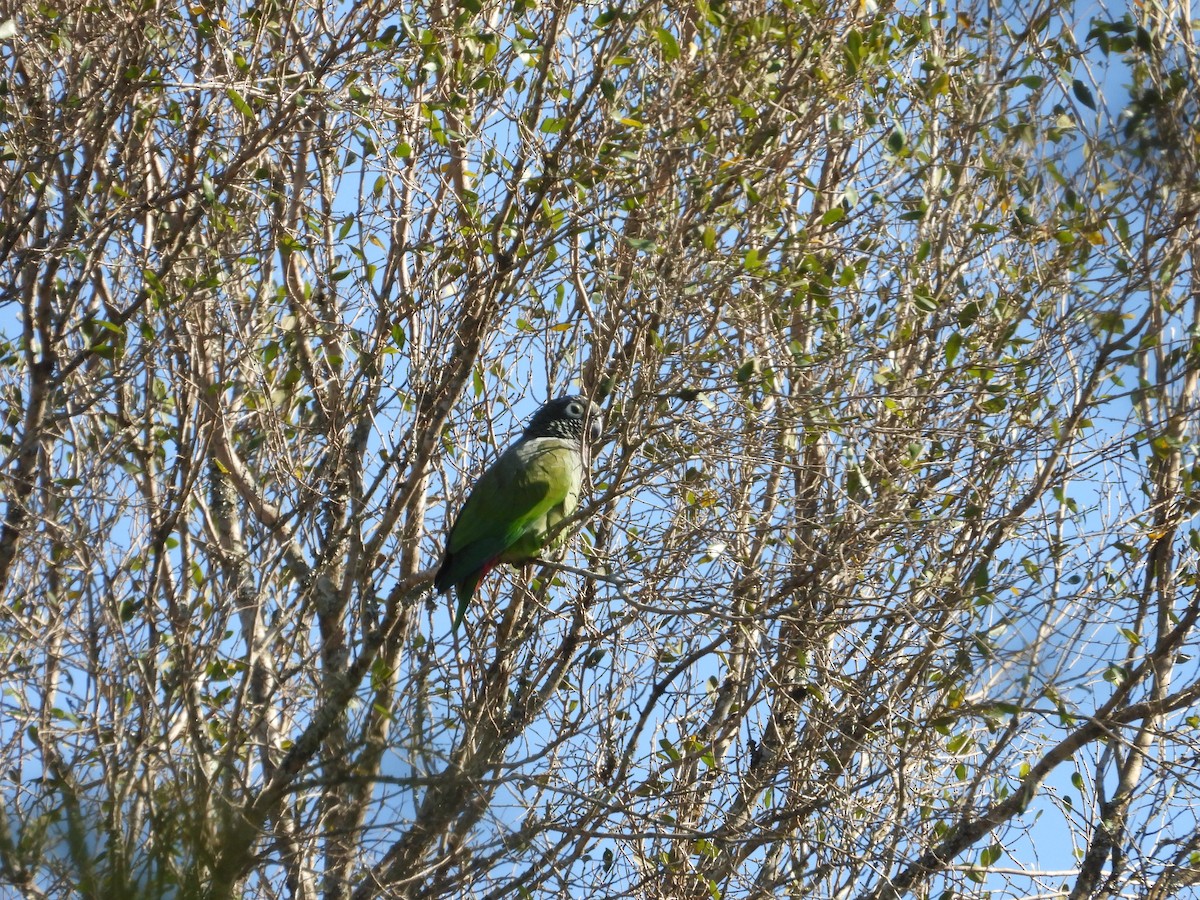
[435,395,603,629]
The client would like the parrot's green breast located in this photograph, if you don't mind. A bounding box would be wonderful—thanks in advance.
[495,439,582,560]
[436,437,583,626]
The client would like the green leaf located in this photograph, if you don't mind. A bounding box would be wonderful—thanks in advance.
[946,732,973,754]
[734,358,759,384]
[945,331,963,365]
[1072,78,1097,111]
[844,29,863,75]
[1119,627,1141,646]
[0,18,16,39]
[913,287,937,312]
[654,27,680,62]
[226,88,256,123]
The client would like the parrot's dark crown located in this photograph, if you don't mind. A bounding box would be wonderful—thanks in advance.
[523,395,602,443]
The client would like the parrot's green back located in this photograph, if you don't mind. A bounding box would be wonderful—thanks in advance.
[435,396,601,629]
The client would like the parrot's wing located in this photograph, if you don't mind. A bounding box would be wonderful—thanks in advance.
[437,441,576,593]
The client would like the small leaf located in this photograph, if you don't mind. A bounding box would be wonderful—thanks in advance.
[1103,663,1127,686]
[913,288,937,312]
[1072,78,1097,110]
[734,358,759,384]
[226,88,256,122]
[0,18,16,39]
[945,331,963,365]
[843,29,863,75]
[654,27,680,62]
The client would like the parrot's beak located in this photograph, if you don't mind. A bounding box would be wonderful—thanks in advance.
[588,405,603,442]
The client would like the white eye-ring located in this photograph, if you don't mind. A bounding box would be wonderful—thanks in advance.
[567,401,584,416]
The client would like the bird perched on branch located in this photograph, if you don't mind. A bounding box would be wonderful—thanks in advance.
[435,395,603,630]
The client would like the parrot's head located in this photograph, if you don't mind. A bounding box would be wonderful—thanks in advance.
[524,395,603,444]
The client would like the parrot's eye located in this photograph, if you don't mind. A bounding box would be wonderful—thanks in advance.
[567,401,584,417]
